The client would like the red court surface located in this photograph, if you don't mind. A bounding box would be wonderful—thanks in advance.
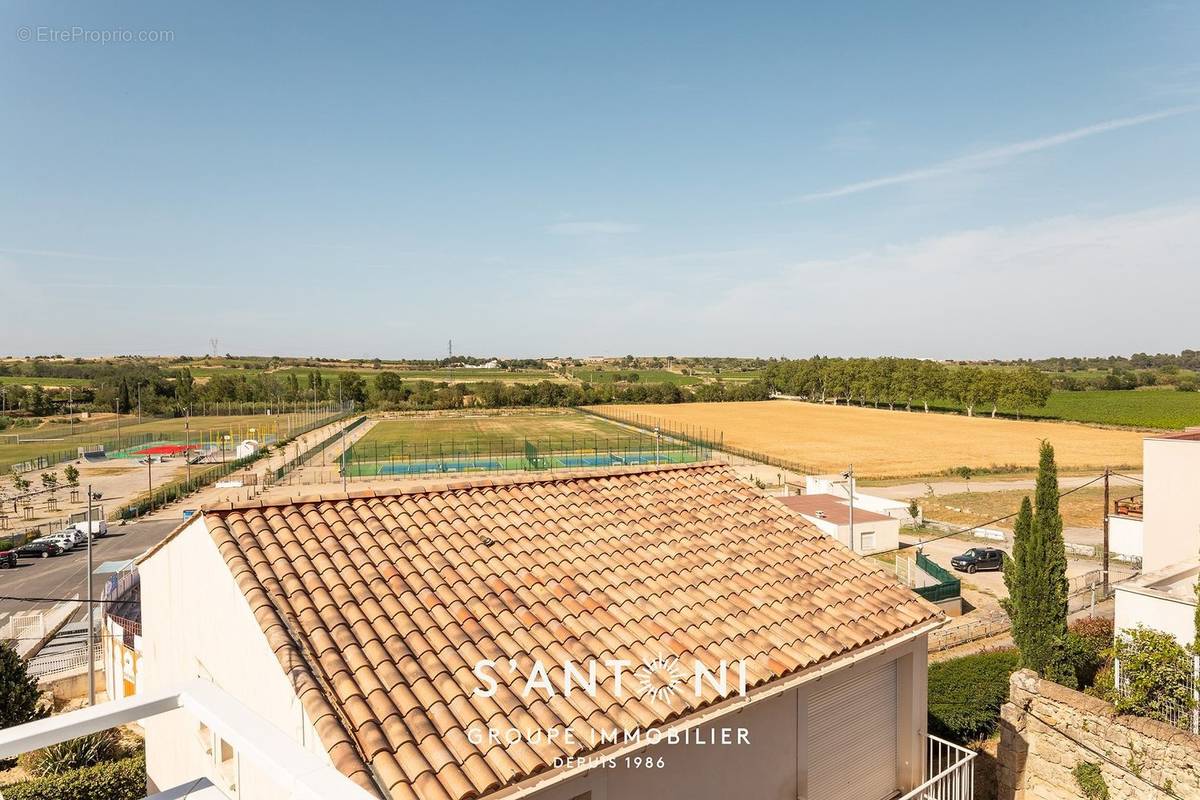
[133,444,201,456]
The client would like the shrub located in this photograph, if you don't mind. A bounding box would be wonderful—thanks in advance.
[1086,662,1115,701]
[0,640,43,729]
[1112,626,1194,723]
[1065,616,1114,689]
[18,730,123,777]
[1073,761,1109,800]
[928,648,1020,742]
[0,753,145,800]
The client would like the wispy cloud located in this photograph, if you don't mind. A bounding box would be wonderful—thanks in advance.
[790,106,1197,202]
[546,220,641,235]
[0,247,128,262]
[825,120,875,152]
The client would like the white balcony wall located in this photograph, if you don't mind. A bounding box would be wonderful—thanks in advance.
[138,517,331,798]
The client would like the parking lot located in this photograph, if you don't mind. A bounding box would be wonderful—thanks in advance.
[0,518,180,620]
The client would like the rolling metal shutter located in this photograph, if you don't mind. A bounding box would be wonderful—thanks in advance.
[807,661,899,800]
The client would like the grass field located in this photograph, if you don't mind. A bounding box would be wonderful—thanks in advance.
[588,401,1146,478]
[919,486,1112,530]
[1015,389,1200,429]
[342,411,705,476]
[0,411,328,471]
[353,411,645,451]
[0,375,93,387]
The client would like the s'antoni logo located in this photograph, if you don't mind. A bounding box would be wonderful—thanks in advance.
[472,655,748,705]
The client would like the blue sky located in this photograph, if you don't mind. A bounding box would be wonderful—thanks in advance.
[2,2,1198,359]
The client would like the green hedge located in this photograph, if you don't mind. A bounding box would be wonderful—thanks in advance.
[928,648,1020,742]
[0,753,145,800]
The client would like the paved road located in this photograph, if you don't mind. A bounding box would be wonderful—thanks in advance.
[0,519,179,620]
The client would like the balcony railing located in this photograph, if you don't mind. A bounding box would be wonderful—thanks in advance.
[0,680,377,800]
[1113,494,1143,518]
[899,735,976,800]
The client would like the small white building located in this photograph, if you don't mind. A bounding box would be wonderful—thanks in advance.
[1106,495,1144,562]
[234,438,260,459]
[803,474,920,524]
[777,493,901,555]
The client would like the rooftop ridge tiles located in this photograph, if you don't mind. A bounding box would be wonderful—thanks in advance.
[200,461,728,515]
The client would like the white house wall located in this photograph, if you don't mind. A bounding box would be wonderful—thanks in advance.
[1108,516,1144,561]
[527,635,929,800]
[1114,587,1196,648]
[139,517,330,799]
[1142,437,1200,572]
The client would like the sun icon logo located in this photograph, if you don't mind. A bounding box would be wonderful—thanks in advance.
[634,655,687,706]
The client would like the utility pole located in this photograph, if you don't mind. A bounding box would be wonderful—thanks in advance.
[86,485,95,706]
[654,426,661,465]
[1102,467,1110,599]
[341,423,348,494]
[845,465,855,553]
[185,409,192,485]
[147,449,153,513]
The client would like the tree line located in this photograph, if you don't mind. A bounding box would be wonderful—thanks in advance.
[760,357,1053,417]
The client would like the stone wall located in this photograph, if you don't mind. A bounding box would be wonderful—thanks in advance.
[998,669,1200,799]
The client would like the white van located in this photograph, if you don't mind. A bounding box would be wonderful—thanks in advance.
[73,520,109,538]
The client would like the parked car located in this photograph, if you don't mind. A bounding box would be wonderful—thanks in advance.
[37,532,79,550]
[16,541,64,559]
[950,547,1004,573]
[0,548,16,568]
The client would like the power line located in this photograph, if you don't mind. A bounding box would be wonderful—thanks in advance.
[872,473,1107,557]
[1024,708,1182,798]
[0,595,139,605]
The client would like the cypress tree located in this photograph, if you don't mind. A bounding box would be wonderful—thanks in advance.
[1003,441,1072,681]
[1003,496,1034,653]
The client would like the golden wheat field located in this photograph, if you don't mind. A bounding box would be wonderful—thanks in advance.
[588,401,1147,478]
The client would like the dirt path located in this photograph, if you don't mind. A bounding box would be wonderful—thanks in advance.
[865,473,1134,500]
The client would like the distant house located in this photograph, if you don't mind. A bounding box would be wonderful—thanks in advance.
[133,464,968,800]
[803,474,918,523]
[776,493,901,555]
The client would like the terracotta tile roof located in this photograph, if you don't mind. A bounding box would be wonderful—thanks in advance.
[202,463,940,800]
[775,494,894,525]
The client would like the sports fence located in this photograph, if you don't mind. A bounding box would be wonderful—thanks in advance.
[580,407,822,475]
[273,416,368,481]
[115,410,354,519]
[339,432,711,478]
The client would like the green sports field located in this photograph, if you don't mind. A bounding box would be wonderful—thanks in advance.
[0,411,333,472]
[342,411,707,477]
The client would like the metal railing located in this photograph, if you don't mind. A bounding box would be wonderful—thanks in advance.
[899,735,976,800]
[1115,652,1200,735]
[27,641,103,680]
[0,679,378,800]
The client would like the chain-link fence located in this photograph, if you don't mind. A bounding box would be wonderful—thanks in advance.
[338,431,711,478]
